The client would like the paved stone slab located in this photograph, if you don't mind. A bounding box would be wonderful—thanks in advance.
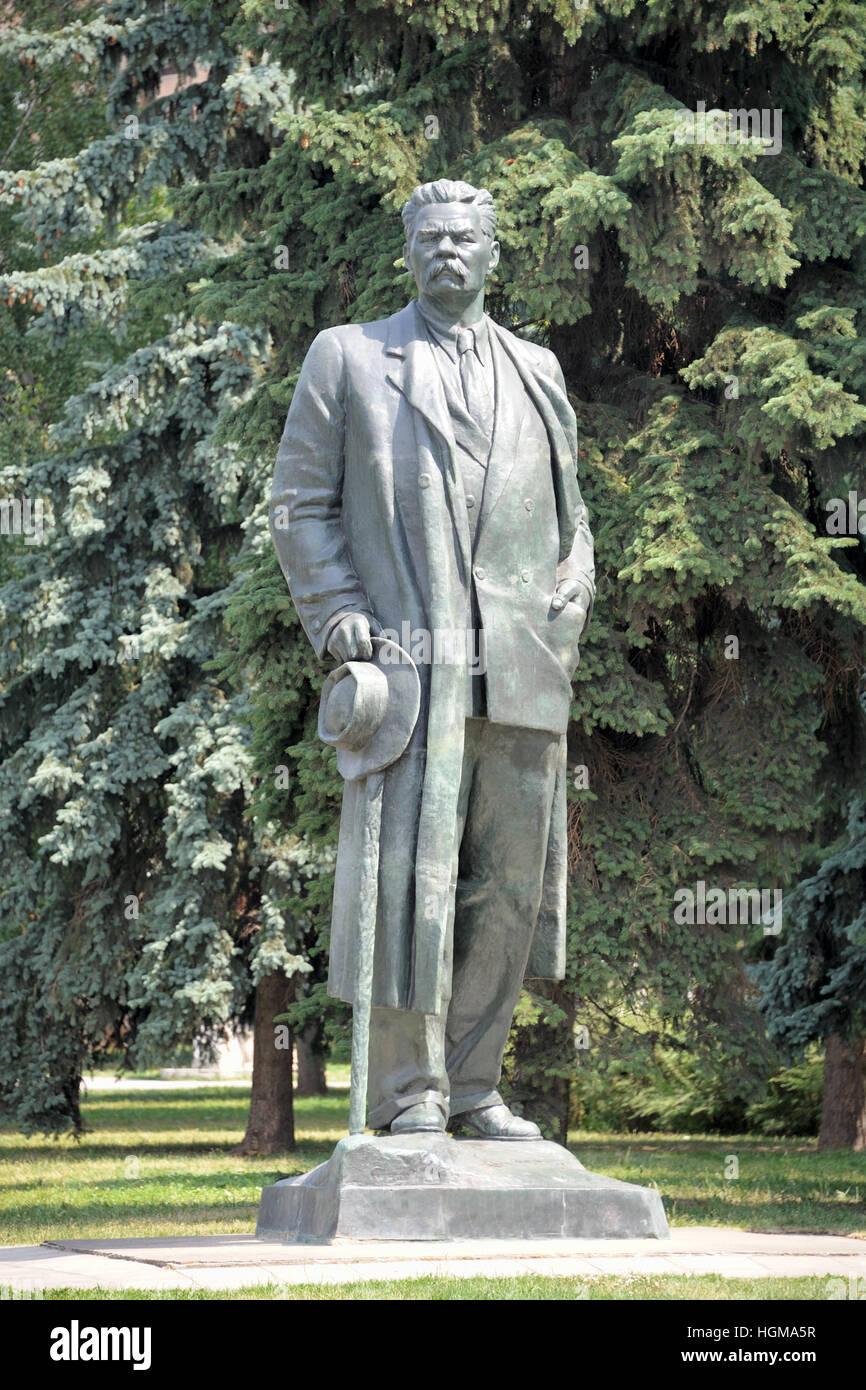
[44,1227,866,1265]
[2,1244,866,1292]
[43,1236,270,1267]
[0,1227,856,1291]
[666,1229,866,1255]
[749,1254,866,1278]
[0,1247,198,1292]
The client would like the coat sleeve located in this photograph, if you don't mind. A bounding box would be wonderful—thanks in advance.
[269,329,376,659]
[547,350,597,635]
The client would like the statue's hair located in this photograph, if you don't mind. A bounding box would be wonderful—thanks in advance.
[401,179,497,241]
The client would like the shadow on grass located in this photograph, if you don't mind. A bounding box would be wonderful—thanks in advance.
[661,1190,866,1228]
[569,1136,820,1156]
[8,1206,265,1238]
[0,1137,338,1163]
[0,1144,333,1190]
[1,1091,349,1156]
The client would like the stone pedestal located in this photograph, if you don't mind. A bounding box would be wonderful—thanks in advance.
[256,1134,668,1242]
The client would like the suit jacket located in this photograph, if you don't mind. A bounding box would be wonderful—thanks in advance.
[270,300,595,1014]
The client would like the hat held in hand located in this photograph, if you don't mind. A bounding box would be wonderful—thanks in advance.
[318,635,420,781]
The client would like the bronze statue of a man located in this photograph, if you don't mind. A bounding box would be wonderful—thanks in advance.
[270,178,595,1139]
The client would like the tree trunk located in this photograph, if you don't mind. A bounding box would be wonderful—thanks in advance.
[233,971,295,1155]
[818,1033,866,1151]
[295,1020,328,1096]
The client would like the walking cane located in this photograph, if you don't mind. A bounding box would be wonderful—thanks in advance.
[317,634,418,1139]
[348,768,384,1135]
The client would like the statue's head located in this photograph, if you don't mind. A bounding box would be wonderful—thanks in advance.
[402,179,500,305]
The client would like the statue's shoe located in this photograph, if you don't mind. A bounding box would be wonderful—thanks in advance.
[390,1101,447,1135]
[449,1103,541,1141]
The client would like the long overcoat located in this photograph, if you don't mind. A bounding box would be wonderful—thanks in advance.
[270,301,595,1015]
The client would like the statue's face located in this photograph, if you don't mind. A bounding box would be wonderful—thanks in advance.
[405,201,500,302]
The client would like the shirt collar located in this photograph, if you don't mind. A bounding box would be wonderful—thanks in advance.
[417,300,489,367]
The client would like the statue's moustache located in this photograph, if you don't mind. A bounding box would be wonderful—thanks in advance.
[430,261,467,280]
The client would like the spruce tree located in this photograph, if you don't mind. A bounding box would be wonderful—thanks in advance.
[756,794,866,1150]
[0,0,307,1143]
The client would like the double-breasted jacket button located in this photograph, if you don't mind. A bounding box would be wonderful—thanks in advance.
[473,565,486,581]
[524,498,535,512]
[418,473,431,488]
[311,618,322,633]
[465,494,476,509]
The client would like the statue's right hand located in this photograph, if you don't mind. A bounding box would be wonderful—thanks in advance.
[326,613,380,663]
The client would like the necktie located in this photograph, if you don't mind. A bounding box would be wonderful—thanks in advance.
[456,326,494,440]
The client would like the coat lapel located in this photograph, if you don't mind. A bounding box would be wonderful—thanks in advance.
[385,301,472,584]
[385,302,454,463]
[475,325,527,537]
[486,319,580,562]
[489,320,577,467]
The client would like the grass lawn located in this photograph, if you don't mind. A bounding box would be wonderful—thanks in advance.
[36,1276,834,1300]
[1,1084,864,1246]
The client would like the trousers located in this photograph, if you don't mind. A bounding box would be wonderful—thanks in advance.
[366,716,561,1129]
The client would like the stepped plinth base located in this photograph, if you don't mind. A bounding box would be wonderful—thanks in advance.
[256,1134,669,1243]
